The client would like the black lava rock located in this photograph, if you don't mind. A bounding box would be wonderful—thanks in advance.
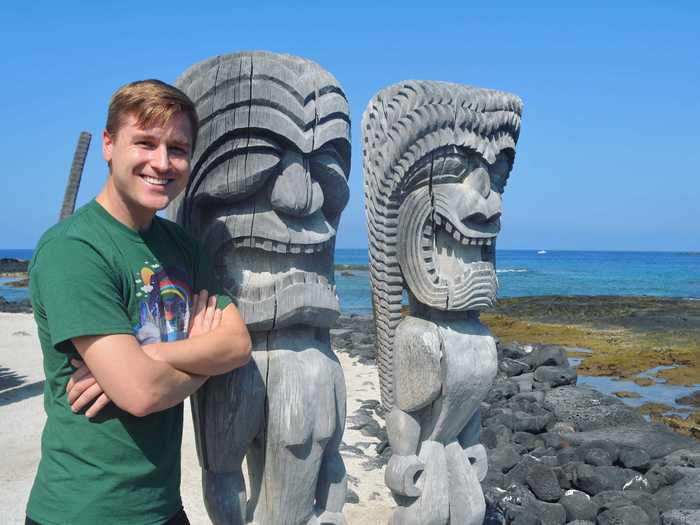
[489,445,522,474]
[593,490,660,525]
[543,387,646,431]
[618,447,651,471]
[513,432,545,451]
[506,455,541,486]
[584,447,613,466]
[534,366,577,388]
[501,357,531,377]
[522,345,569,369]
[526,463,561,502]
[573,464,639,495]
[559,489,598,522]
[487,379,520,403]
[481,424,513,449]
[527,499,566,524]
[597,505,651,525]
[0,297,32,313]
[652,470,700,512]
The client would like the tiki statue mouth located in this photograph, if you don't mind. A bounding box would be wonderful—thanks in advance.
[215,237,340,331]
[399,179,502,311]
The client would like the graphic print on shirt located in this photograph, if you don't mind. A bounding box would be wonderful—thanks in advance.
[133,260,191,344]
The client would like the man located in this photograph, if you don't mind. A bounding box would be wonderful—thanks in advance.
[26,79,252,525]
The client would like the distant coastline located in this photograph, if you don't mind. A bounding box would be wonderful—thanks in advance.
[2,249,699,308]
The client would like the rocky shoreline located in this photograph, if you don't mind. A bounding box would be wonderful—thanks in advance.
[0,297,32,313]
[0,258,28,275]
[331,313,700,525]
[483,296,700,387]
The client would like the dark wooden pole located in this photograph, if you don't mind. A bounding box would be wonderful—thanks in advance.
[59,131,91,220]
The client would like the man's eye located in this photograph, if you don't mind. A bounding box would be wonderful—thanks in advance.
[169,147,188,156]
[137,141,156,149]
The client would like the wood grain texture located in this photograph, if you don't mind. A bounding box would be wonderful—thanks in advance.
[170,51,351,525]
[59,131,91,220]
[363,80,523,524]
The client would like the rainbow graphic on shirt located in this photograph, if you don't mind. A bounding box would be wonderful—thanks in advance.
[133,261,191,344]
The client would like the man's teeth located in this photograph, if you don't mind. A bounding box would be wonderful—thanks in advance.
[142,175,170,186]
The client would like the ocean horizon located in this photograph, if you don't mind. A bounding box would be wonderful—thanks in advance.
[2,248,699,312]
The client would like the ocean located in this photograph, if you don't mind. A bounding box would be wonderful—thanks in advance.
[2,248,699,312]
[334,248,700,314]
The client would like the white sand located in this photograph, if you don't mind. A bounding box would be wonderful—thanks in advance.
[0,313,392,524]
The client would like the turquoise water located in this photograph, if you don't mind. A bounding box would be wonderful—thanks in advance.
[2,248,699,312]
[0,249,33,302]
[334,249,700,314]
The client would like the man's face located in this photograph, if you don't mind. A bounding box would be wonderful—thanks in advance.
[103,112,192,214]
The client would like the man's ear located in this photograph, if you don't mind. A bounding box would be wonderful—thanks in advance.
[102,129,113,167]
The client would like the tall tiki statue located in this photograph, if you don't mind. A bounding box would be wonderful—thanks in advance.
[363,81,522,525]
[171,51,351,525]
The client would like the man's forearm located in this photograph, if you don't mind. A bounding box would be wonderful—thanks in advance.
[70,300,249,417]
[146,323,251,376]
[143,360,208,414]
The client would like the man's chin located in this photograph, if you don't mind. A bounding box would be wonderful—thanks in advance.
[139,192,181,213]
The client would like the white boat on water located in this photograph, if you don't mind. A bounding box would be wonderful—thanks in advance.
[537,250,547,255]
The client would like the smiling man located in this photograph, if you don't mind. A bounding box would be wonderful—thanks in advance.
[25,79,252,525]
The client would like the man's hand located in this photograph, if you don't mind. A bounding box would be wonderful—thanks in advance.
[188,290,223,338]
[142,290,222,362]
[66,358,112,418]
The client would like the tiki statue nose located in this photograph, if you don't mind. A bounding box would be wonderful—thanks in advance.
[270,151,324,216]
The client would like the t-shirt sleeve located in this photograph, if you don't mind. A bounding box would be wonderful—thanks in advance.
[33,237,133,348]
[193,244,233,311]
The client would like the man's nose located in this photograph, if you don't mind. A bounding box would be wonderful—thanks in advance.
[150,144,169,173]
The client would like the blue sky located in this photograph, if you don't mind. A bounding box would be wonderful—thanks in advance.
[1,1,698,251]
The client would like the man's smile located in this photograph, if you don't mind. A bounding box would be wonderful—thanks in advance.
[140,174,174,186]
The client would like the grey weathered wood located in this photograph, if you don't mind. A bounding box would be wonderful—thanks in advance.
[362,80,523,524]
[169,51,351,525]
[59,131,91,220]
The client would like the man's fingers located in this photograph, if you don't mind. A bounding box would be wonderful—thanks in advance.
[188,293,199,331]
[67,362,91,391]
[67,376,97,403]
[85,393,111,418]
[71,383,104,413]
[213,307,223,329]
[192,290,209,328]
[203,295,217,329]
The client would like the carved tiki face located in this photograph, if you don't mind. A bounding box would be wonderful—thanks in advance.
[365,81,521,313]
[172,52,351,330]
[398,146,514,311]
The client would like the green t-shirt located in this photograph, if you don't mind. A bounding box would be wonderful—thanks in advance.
[26,199,229,525]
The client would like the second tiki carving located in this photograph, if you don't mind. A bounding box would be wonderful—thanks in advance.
[363,81,523,525]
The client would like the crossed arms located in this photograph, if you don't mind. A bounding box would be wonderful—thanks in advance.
[67,290,251,418]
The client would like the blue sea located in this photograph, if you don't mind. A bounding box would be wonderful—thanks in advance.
[335,249,700,314]
[4,248,698,312]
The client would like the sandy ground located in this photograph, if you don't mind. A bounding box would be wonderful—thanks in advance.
[0,313,392,524]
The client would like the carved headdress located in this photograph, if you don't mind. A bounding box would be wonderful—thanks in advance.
[363,81,522,409]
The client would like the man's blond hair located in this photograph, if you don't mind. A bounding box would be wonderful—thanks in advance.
[106,79,199,152]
